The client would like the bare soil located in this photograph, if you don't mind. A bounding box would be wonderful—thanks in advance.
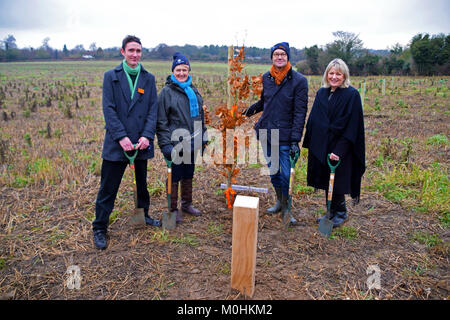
[1,131,448,301]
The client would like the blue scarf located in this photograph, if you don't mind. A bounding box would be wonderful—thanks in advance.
[170,74,199,118]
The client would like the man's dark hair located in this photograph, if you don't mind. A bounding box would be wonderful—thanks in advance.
[122,35,141,50]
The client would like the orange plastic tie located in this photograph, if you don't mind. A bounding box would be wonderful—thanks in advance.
[224,186,236,209]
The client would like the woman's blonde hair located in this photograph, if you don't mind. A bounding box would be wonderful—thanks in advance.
[322,58,351,88]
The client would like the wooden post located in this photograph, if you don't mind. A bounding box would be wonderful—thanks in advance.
[231,195,259,297]
[224,45,235,196]
[382,78,386,96]
[227,45,234,110]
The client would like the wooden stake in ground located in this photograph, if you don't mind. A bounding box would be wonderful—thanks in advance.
[231,195,259,297]
[223,45,235,208]
[227,45,234,110]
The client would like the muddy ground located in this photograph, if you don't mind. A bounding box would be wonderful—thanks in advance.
[1,133,448,301]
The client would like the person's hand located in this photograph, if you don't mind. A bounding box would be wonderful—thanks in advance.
[119,137,134,151]
[329,153,340,161]
[136,137,150,150]
[289,142,300,158]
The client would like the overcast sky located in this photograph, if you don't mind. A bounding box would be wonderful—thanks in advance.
[1,0,449,51]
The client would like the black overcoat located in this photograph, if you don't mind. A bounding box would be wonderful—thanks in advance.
[101,63,158,161]
[302,86,365,199]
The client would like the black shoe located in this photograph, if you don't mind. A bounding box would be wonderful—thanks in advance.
[330,196,347,228]
[316,211,336,223]
[145,216,162,227]
[93,230,107,250]
[332,211,348,228]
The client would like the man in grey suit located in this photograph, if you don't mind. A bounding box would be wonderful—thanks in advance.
[92,35,160,250]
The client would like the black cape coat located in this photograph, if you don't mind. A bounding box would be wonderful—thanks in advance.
[302,86,366,200]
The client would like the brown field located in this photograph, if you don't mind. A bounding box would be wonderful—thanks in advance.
[0,61,448,300]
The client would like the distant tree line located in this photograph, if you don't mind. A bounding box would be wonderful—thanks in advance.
[296,31,449,76]
[0,31,449,75]
[0,36,305,64]
[151,43,306,64]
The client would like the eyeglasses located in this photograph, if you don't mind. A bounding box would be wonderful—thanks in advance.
[273,52,287,58]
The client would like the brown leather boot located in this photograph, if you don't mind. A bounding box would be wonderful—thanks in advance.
[167,179,182,224]
[180,179,201,216]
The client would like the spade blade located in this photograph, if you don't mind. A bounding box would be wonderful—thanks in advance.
[130,208,146,228]
[162,211,176,230]
[318,214,333,238]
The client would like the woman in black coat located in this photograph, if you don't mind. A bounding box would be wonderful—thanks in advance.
[302,58,365,228]
[156,52,208,224]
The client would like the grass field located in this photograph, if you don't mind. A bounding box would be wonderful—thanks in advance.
[0,60,448,300]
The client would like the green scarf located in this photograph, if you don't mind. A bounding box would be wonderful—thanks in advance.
[122,59,141,100]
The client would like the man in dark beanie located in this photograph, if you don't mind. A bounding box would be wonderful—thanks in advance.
[92,35,161,250]
[270,42,290,61]
[243,41,308,227]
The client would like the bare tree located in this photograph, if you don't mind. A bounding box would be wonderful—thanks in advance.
[42,37,51,50]
[89,42,97,52]
[2,34,17,50]
[326,31,364,63]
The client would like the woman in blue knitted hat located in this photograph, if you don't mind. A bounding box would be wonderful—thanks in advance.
[156,52,208,224]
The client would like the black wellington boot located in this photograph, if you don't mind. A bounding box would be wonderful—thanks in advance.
[266,187,282,214]
[281,194,298,227]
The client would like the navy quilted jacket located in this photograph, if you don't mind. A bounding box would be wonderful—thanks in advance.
[245,68,308,145]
